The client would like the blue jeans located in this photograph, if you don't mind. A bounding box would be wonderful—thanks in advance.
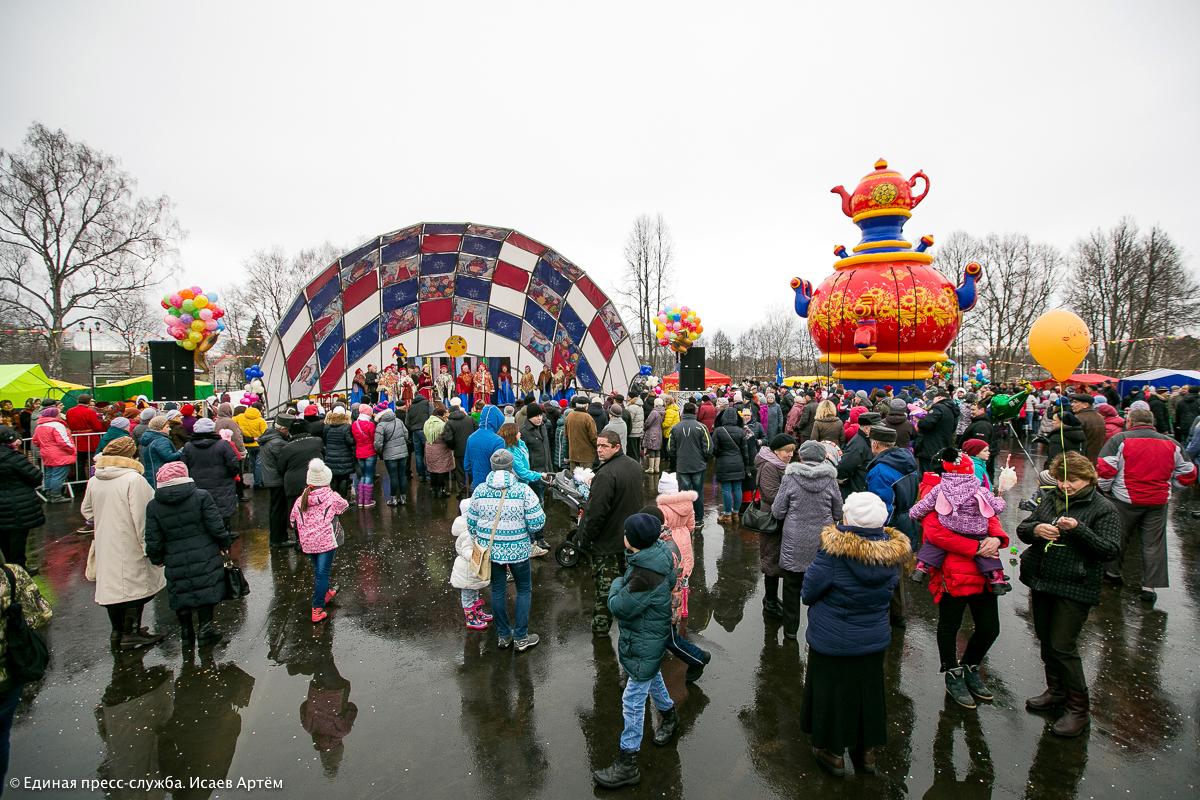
[0,683,20,789]
[43,465,69,494]
[247,448,261,485]
[665,627,707,667]
[490,559,531,639]
[411,430,427,478]
[309,549,336,608]
[620,671,674,751]
[719,480,741,514]
[384,458,409,498]
[677,471,705,523]
[357,456,377,486]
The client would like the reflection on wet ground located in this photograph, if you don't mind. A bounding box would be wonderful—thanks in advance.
[9,447,1200,798]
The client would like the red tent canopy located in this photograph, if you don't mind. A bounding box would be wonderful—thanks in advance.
[1030,373,1116,389]
[661,368,732,390]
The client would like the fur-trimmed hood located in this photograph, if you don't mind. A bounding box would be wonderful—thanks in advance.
[784,460,837,480]
[94,455,145,476]
[819,523,912,567]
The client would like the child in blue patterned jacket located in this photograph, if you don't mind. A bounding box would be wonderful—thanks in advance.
[467,449,546,651]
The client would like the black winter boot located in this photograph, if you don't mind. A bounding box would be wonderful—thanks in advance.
[593,749,640,788]
[653,707,678,746]
[119,608,165,650]
[177,610,195,645]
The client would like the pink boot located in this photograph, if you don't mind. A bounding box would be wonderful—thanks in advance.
[471,598,493,622]
[463,605,487,630]
[362,484,376,509]
[680,586,690,619]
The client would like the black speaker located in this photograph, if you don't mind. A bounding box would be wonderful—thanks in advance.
[679,347,706,392]
[149,341,196,401]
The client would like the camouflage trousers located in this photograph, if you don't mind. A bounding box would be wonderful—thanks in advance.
[592,552,626,633]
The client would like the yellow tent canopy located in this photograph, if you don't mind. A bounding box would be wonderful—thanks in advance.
[0,364,85,406]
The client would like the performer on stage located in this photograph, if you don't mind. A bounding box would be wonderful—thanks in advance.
[474,362,494,407]
[496,364,514,405]
[519,365,537,401]
[398,367,416,406]
[537,365,553,398]
[435,363,455,403]
[417,364,434,400]
[380,365,399,405]
[551,365,565,401]
[456,363,474,409]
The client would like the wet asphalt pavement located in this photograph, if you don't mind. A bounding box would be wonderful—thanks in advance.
[8,445,1200,799]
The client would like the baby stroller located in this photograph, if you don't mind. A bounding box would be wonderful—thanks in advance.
[547,469,590,567]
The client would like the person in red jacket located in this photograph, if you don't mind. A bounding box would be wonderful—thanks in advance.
[695,396,717,433]
[65,393,105,480]
[1097,407,1197,603]
[918,452,1010,711]
[1096,401,1125,441]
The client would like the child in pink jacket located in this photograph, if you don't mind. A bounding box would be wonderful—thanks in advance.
[290,459,350,622]
[350,409,377,508]
[654,473,711,682]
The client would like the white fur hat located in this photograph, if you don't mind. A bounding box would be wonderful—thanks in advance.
[450,397,463,407]
[657,472,679,494]
[842,492,887,529]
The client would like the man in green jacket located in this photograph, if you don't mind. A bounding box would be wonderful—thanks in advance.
[593,513,678,789]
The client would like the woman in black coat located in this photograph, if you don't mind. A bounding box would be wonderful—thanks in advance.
[320,411,357,498]
[0,425,45,569]
[713,414,754,524]
[145,461,232,645]
[181,420,241,532]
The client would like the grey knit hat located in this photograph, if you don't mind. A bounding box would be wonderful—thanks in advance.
[490,448,514,471]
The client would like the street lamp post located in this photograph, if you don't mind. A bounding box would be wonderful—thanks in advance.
[78,321,102,391]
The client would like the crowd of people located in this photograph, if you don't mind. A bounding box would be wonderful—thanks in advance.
[0,372,1197,788]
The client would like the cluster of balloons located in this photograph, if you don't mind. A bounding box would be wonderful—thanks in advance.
[162,286,225,351]
[629,365,664,397]
[929,358,956,381]
[655,305,702,354]
[971,359,991,386]
[244,364,264,381]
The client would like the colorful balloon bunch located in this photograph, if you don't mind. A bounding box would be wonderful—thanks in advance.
[655,305,702,354]
[244,364,264,381]
[162,286,225,351]
[929,358,956,381]
[971,359,991,386]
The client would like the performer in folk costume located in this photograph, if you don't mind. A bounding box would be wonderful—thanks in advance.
[474,362,494,407]
[398,367,416,406]
[417,364,434,400]
[351,369,367,404]
[380,365,399,404]
[551,366,566,400]
[519,365,537,400]
[456,363,474,409]
[538,365,553,397]
[496,364,515,405]
[436,364,455,403]
[563,365,578,400]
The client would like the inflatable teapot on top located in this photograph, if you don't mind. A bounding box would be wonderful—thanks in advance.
[792,158,982,389]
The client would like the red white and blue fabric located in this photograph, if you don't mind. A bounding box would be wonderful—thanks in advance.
[261,223,639,405]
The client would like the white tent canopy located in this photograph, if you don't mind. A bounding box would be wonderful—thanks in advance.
[1118,368,1200,394]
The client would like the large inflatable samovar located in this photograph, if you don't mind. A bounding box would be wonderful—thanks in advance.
[792,158,981,388]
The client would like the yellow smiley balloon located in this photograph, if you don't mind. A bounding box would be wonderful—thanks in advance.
[1028,309,1092,381]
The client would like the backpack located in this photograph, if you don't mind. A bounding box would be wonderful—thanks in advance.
[2,565,49,684]
[887,470,922,546]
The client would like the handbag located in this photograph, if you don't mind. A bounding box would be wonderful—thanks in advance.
[2,565,50,683]
[223,558,251,600]
[741,501,780,534]
[469,488,507,582]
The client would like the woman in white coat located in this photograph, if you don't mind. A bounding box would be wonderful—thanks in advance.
[81,437,168,650]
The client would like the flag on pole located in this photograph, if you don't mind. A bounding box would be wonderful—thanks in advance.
[776,360,784,385]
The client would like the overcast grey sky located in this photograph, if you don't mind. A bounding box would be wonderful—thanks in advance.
[3,0,1198,342]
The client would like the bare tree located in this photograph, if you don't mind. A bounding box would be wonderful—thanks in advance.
[618,214,674,373]
[710,329,735,375]
[0,123,178,374]
[934,232,1062,382]
[1069,219,1200,373]
[101,293,159,372]
[220,242,341,358]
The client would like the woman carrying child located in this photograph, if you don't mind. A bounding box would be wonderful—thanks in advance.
[909,448,1010,709]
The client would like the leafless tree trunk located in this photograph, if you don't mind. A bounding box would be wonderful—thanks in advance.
[618,214,674,373]
[0,123,177,374]
[935,231,1061,382]
[101,293,160,372]
[1069,219,1200,374]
